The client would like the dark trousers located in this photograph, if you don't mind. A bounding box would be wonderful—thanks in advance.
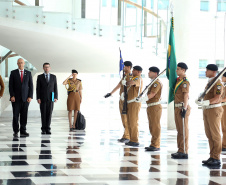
[12,101,29,133]
[40,101,54,132]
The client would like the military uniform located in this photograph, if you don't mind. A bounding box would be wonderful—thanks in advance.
[126,76,143,144]
[146,79,162,148]
[174,77,191,154]
[119,73,132,140]
[67,78,82,111]
[0,75,5,97]
[221,83,226,150]
[203,79,223,160]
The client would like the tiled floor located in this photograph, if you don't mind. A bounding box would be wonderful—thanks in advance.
[0,108,226,185]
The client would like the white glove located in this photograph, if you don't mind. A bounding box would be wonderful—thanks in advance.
[195,99,210,106]
[120,93,124,101]
[121,80,126,86]
[141,96,149,102]
[202,100,210,106]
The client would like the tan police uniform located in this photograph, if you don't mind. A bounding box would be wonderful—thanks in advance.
[0,75,5,97]
[119,73,132,140]
[221,83,226,149]
[174,77,191,154]
[67,79,82,111]
[203,79,223,160]
[126,76,143,143]
[146,79,162,148]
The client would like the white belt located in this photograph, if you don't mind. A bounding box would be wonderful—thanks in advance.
[202,103,222,110]
[147,102,160,107]
[222,102,226,106]
[175,103,184,108]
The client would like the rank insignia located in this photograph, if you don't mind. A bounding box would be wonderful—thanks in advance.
[183,83,187,88]
[216,90,221,95]
[154,83,158,88]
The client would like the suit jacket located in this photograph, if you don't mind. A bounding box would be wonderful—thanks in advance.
[0,75,5,97]
[36,73,58,102]
[9,69,33,102]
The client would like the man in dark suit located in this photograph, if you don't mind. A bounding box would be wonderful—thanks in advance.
[9,58,33,137]
[36,63,58,135]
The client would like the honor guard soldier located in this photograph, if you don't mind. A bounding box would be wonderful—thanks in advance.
[125,65,143,146]
[221,72,226,152]
[171,62,191,159]
[105,61,133,143]
[196,64,223,166]
[143,67,163,151]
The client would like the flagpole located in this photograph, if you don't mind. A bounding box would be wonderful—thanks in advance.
[167,3,176,130]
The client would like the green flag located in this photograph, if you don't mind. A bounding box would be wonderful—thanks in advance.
[166,17,177,103]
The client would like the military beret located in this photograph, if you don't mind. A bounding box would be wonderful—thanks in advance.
[177,62,188,70]
[223,72,226,77]
[133,65,143,72]
[206,64,218,71]
[149,66,160,74]
[124,61,132,67]
[72,69,78,74]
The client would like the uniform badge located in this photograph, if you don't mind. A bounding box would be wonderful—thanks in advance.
[134,78,138,81]
[183,83,187,88]
[154,83,158,88]
[216,90,221,95]
[217,85,221,90]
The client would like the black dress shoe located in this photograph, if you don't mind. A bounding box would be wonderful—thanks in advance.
[13,133,18,137]
[41,131,46,135]
[20,132,29,137]
[146,146,160,151]
[125,141,139,146]
[206,158,221,166]
[46,131,51,135]
[171,152,178,157]
[118,138,130,143]
[69,128,73,132]
[145,145,154,150]
[222,148,226,152]
[171,152,188,159]
[202,157,213,164]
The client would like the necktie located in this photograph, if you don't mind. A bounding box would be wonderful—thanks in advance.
[20,71,23,82]
[45,74,48,83]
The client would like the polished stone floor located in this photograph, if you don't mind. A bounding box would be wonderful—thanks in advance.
[0,110,226,185]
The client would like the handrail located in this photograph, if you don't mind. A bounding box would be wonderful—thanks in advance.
[14,0,27,6]
[120,0,166,27]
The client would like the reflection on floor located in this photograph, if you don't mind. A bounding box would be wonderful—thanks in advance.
[0,115,226,185]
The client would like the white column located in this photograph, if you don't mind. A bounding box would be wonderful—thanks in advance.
[167,0,200,129]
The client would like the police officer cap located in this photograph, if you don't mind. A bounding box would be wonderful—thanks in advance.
[149,66,160,74]
[72,69,78,74]
[223,72,226,77]
[133,65,143,72]
[124,61,132,67]
[177,62,188,70]
[206,64,218,71]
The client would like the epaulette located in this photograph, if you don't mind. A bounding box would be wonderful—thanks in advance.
[183,77,186,81]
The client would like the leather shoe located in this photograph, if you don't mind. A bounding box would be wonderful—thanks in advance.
[171,152,188,159]
[206,158,221,166]
[125,141,139,146]
[46,131,51,135]
[13,133,18,138]
[145,145,154,150]
[171,152,178,157]
[20,132,29,137]
[145,146,160,151]
[222,148,226,152]
[118,138,130,143]
[202,157,213,164]
[69,128,73,132]
[41,132,46,135]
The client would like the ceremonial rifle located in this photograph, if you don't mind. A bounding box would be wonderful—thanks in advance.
[198,67,226,101]
[122,70,128,114]
[136,69,166,101]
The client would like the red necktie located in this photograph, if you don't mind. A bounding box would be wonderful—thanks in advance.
[20,71,23,82]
